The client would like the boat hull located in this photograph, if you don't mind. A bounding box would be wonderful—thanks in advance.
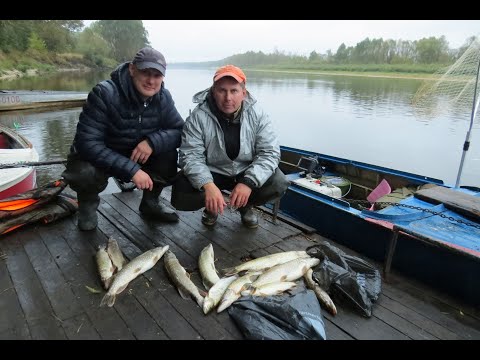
[0,168,36,200]
[0,125,39,200]
[278,146,480,305]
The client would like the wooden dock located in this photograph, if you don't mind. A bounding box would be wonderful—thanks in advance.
[0,90,86,112]
[1,187,479,340]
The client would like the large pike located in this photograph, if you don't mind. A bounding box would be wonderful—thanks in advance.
[252,257,320,288]
[96,245,115,290]
[222,251,310,276]
[203,275,238,314]
[217,272,261,313]
[198,244,220,290]
[100,245,169,307]
[242,281,297,297]
[164,251,204,308]
[107,237,127,271]
[304,268,337,316]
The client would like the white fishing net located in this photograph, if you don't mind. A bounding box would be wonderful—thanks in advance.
[412,37,480,121]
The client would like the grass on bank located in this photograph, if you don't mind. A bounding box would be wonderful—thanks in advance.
[0,50,448,80]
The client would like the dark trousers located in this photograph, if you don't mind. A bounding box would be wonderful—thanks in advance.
[61,150,179,199]
[171,168,290,211]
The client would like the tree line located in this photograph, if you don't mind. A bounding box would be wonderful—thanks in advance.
[220,36,478,73]
[0,20,149,69]
[0,20,477,73]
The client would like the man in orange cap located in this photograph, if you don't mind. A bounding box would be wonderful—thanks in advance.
[171,65,289,228]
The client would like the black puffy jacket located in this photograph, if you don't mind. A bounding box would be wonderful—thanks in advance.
[72,62,184,182]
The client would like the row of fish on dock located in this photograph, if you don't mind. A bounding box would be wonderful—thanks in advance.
[94,239,337,316]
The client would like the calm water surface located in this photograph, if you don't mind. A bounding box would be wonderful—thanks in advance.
[1,67,478,193]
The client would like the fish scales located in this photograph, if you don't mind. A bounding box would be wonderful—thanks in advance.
[100,245,169,307]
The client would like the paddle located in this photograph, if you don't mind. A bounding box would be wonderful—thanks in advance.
[0,159,67,169]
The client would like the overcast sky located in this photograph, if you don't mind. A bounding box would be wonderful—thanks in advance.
[137,20,480,63]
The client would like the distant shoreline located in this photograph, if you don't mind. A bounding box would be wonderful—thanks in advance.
[0,66,438,82]
[246,68,438,81]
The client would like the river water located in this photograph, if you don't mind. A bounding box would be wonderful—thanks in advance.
[0,67,478,193]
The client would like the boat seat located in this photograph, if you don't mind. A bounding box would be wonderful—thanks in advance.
[414,185,480,222]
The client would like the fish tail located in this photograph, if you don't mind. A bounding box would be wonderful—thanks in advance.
[100,293,116,307]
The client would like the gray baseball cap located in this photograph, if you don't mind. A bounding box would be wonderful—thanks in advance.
[132,47,166,76]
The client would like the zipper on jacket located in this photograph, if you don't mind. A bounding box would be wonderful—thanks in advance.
[139,101,148,124]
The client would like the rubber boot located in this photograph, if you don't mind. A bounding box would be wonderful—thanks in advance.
[239,205,259,229]
[77,195,100,231]
[139,187,179,223]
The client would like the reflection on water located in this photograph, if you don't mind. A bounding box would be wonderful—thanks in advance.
[0,70,111,91]
[1,67,478,189]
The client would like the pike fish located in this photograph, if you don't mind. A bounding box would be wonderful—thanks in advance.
[252,257,320,288]
[100,245,169,307]
[222,251,310,276]
[107,237,127,271]
[304,268,337,316]
[96,245,115,290]
[241,281,297,297]
[203,275,238,315]
[198,244,220,290]
[216,272,261,313]
[164,251,204,308]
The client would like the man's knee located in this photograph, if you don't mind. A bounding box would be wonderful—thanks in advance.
[146,150,179,181]
[251,168,290,205]
[170,173,205,211]
[62,154,109,194]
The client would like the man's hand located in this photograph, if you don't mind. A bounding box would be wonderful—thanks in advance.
[203,182,227,215]
[131,139,153,164]
[230,183,252,209]
[132,169,153,191]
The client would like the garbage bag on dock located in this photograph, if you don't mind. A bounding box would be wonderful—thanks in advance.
[228,285,326,340]
[306,242,381,317]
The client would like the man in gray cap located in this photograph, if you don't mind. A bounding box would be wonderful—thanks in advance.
[62,47,184,231]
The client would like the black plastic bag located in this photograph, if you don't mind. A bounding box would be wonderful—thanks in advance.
[307,242,381,317]
[228,285,326,340]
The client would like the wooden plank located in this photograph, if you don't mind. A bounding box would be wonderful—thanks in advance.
[375,294,451,340]
[60,313,101,340]
[109,290,169,340]
[323,319,354,340]
[0,232,66,339]
[264,234,418,339]
[117,190,252,259]
[58,216,171,340]
[0,100,86,112]
[99,195,194,267]
[94,206,240,340]
[274,233,320,252]
[37,219,135,340]
[414,185,480,221]
[381,283,480,340]
[0,245,31,339]
[257,204,317,234]
[158,189,270,252]
[217,208,286,248]
[22,226,86,321]
[322,303,410,340]
[308,232,480,340]
[162,186,302,246]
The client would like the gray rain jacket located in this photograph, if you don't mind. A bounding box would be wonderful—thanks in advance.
[179,87,280,190]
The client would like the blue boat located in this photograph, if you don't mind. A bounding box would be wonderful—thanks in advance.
[276,145,480,306]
